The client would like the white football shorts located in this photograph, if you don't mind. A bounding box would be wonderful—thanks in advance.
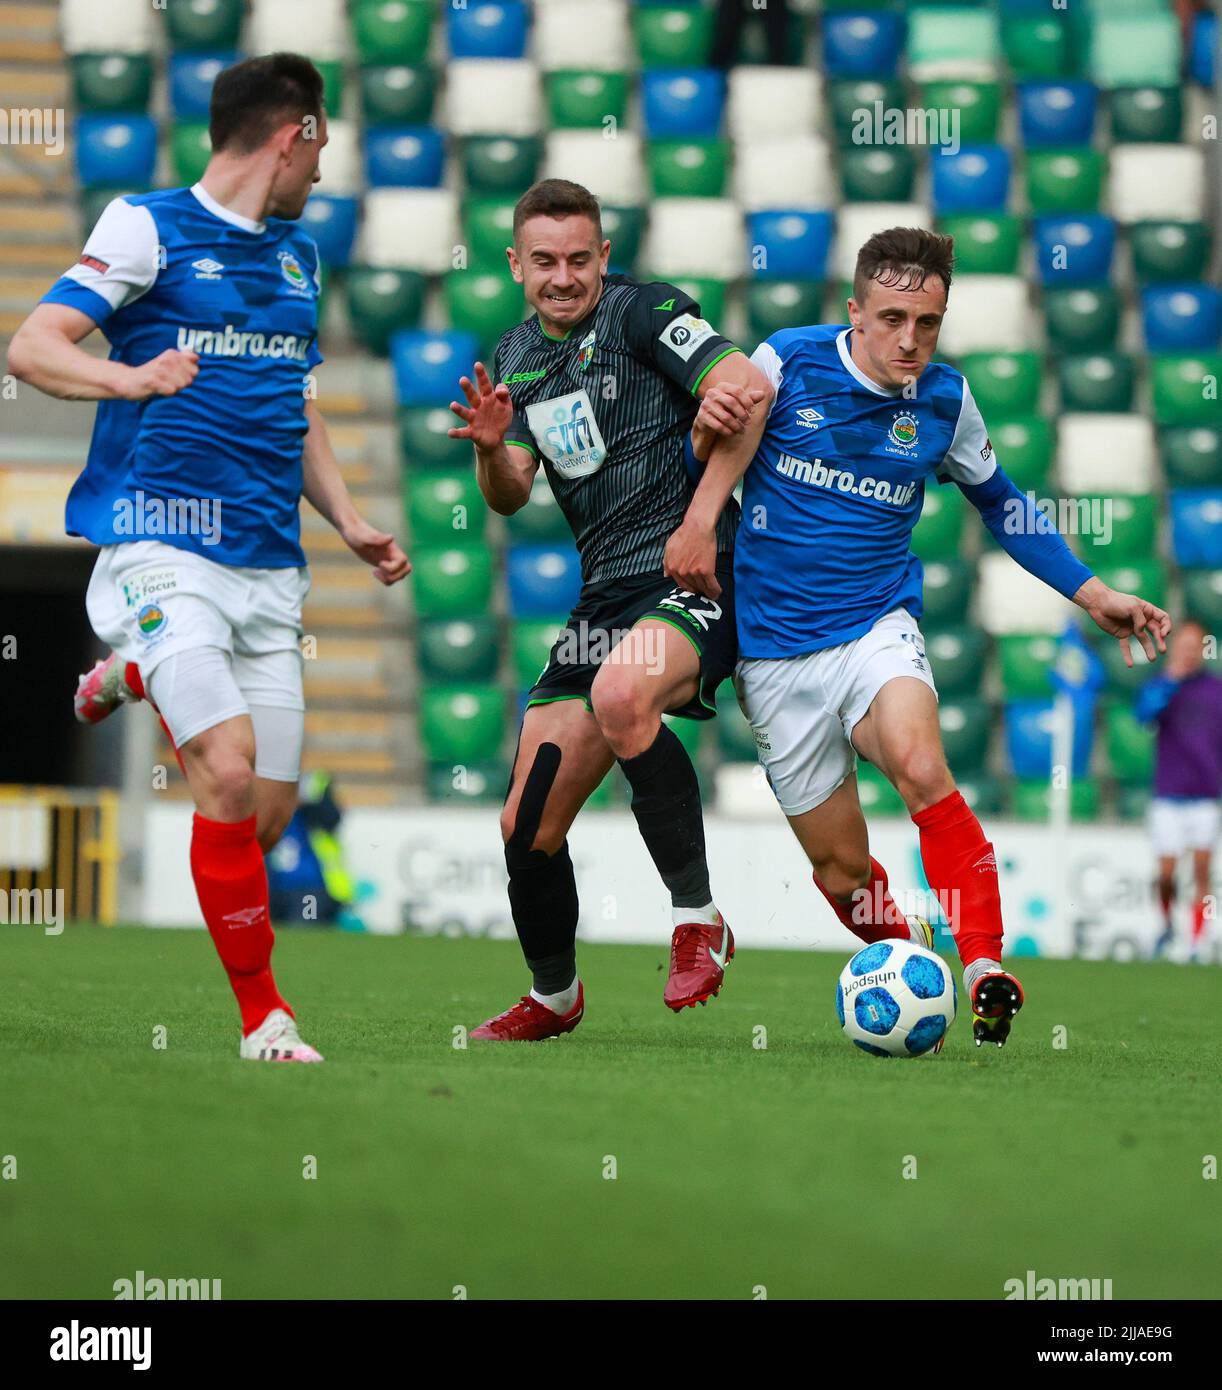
[734,606,938,817]
[85,539,309,781]
[1147,797,1221,858]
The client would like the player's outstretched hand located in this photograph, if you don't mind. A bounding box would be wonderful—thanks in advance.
[448,360,513,451]
[123,349,199,401]
[343,517,411,586]
[664,518,720,600]
[696,383,768,437]
[1077,576,1170,666]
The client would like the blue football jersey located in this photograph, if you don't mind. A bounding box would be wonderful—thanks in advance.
[42,184,323,568]
[735,324,994,658]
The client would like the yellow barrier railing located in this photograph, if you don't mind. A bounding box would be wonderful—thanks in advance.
[0,787,121,925]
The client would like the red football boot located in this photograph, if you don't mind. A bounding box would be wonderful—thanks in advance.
[470,983,584,1042]
[665,916,734,1011]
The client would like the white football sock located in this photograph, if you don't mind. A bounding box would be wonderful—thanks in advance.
[908,918,927,944]
[530,978,579,1015]
[963,958,1002,995]
[672,901,720,927]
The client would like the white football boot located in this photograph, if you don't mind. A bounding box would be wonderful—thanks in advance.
[239,1008,324,1063]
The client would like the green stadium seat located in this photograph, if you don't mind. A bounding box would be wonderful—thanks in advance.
[1002,14,1071,79]
[921,558,974,626]
[444,271,523,355]
[735,8,807,64]
[603,206,645,271]
[1104,703,1155,786]
[1162,426,1222,488]
[840,147,916,203]
[411,545,494,619]
[1090,13,1181,90]
[662,712,702,761]
[171,121,212,186]
[991,417,1054,493]
[461,136,541,195]
[827,79,906,146]
[956,773,1006,817]
[911,483,964,560]
[1025,149,1106,214]
[353,0,434,65]
[1182,569,1222,628]
[511,618,565,689]
[998,634,1060,698]
[925,625,988,698]
[1057,352,1135,413]
[1109,86,1182,143]
[634,4,714,68]
[426,760,508,805]
[1011,778,1101,821]
[1115,784,1150,822]
[313,59,344,116]
[1093,559,1168,612]
[938,214,1021,275]
[417,617,500,683]
[856,764,908,819]
[360,65,437,126]
[1094,631,1159,693]
[907,6,1000,77]
[1150,354,1222,427]
[400,407,471,470]
[465,199,515,264]
[420,685,506,764]
[506,485,570,543]
[346,267,425,355]
[657,276,727,327]
[747,281,824,344]
[167,0,243,50]
[71,54,152,112]
[920,81,1002,143]
[80,185,148,236]
[1074,493,1157,563]
[1041,286,1121,354]
[1130,221,1212,284]
[407,471,486,544]
[958,352,1043,417]
[715,686,758,764]
[546,71,629,130]
[648,139,729,199]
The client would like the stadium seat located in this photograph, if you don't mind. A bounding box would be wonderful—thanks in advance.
[1150,354,1222,427]
[938,214,1020,274]
[400,406,470,470]
[390,330,479,407]
[1190,11,1217,87]
[992,417,1054,492]
[1057,353,1135,414]
[1104,703,1154,786]
[411,545,495,619]
[1093,627,1159,694]
[1109,86,1182,143]
[535,1,630,72]
[727,66,822,143]
[465,199,516,263]
[1089,12,1181,89]
[426,760,509,805]
[1110,145,1205,223]
[1130,221,1212,284]
[715,685,759,764]
[420,685,506,764]
[822,11,905,78]
[907,5,999,80]
[1011,778,1100,822]
[1182,569,1222,628]
[841,147,916,203]
[463,135,542,194]
[746,281,825,343]
[920,80,1001,143]
[603,205,644,273]
[642,198,743,283]
[1041,285,1120,352]
[1162,426,1222,488]
[733,135,837,210]
[648,138,729,198]
[955,773,1006,816]
[77,115,157,190]
[633,4,714,69]
[546,71,629,129]
[511,618,566,689]
[925,625,988,697]
[446,1,528,60]
[957,350,1042,417]
[921,558,974,626]
[352,0,434,64]
[659,276,727,326]
[62,0,154,53]
[939,697,991,778]
[313,60,345,116]
[315,119,362,196]
[1025,148,1105,214]
[832,203,933,283]
[1001,12,1071,80]
[930,146,1010,213]
[1004,699,1093,779]
[361,65,438,126]
[365,126,445,187]
[1017,81,1097,147]
[1093,559,1168,612]
[407,472,487,545]
[1170,491,1222,568]
[856,764,908,818]
[506,481,571,543]
[545,130,641,205]
[444,272,523,355]
[167,53,235,120]
[976,551,1069,635]
[72,54,153,113]
[1056,414,1156,495]
[1032,215,1115,287]
[747,212,834,283]
[167,0,244,51]
[299,196,358,269]
[998,634,1060,698]
[1142,286,1222,353]
[506,546,583,618]
[910,483,963,560]
[362,189,459,273]
[826,78,905,146]
[641,70,725,139]
[1076,494,1158,564]
[446,60,542,137]
[250,0,347,57]
[417,617,501,683]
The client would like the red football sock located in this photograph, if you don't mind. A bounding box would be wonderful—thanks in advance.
[911,790,1003,967]
[1157,879,1175,926]
[1190,898,1208,946]
[814,857,909,944]
[189,812,289,1034]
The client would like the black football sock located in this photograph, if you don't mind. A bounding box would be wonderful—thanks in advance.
[505,840,579,995]
[618,723,711,909]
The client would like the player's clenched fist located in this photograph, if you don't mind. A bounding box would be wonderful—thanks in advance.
[122,349,199,401]
[448,360,514,452]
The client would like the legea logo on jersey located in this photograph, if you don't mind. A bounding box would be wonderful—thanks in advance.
[191,258,224,281]
[525,390,608,478]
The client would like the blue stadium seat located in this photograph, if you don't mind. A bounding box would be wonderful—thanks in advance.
[390,329,479,407]
[1190,12,1216,88]
[446,1,528,60]
[1141,285,1222,352]
[365,126,445,187]
[747,210,835,281]
[1017,80,1097,146]
[1004,698,1094,780]
[822,11,905,78]
[169,53,237,119]
[641,69,725,138]
[75,114,157,189]
[1169,490,1222,568]
[1032,214,1115,286]
[506,545,583,618]
[931,145,1010,213]
[299,195,359,268]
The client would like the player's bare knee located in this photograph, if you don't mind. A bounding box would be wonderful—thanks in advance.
[892,747,953,808]
[814,852,871,902]
[590,672,653,754]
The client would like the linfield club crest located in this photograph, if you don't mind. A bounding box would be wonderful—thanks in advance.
[577,330,596,372]
[888,411,919,449]
[278,250,311,294]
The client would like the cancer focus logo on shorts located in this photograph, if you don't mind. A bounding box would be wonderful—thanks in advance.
[136,603,169,642]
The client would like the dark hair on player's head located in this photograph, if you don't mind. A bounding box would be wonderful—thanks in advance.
[209,53,325,155]
[854,227,955,306]
[1180,613,1207,632]
[512,179,603,244]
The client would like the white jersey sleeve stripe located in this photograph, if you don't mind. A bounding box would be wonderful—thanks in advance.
[936,376,997,486]
[750,340,784,418]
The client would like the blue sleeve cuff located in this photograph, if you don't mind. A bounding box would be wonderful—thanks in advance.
[41,277,113,326]
[683,432,704,485]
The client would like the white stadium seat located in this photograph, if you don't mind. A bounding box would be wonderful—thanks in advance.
[733,134,837,210]
[535,1,630,72]
[976,551,1073,636]
[935,275,1033,355]
[446,60,542,137]
[545,130,643,206]
[1109,144,1206,224]
[832,203,932,282]
[641,198,744,281]
[61,0,154,54]
[727,66,823,142]
[250,0,348,58]
[1055,414,1156,495]
[361,188,458,274]
[314,119,361,197]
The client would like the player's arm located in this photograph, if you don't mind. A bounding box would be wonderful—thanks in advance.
[302,398,410,586]
[448,360,538,515]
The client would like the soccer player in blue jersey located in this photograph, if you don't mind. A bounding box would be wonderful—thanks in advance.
[8,54,409,1062]
[686,227,1171,1045]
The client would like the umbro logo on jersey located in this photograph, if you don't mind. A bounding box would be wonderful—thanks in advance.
[191,258,224,280]
[796,407,824,430]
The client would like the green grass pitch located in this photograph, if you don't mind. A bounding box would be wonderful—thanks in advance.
[1,922,1217,1300]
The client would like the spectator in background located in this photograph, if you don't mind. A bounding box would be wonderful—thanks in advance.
[1136,617,1222,960]
[710,0,794,68]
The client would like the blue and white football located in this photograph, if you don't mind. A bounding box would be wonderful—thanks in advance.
[836,940,957,1057]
